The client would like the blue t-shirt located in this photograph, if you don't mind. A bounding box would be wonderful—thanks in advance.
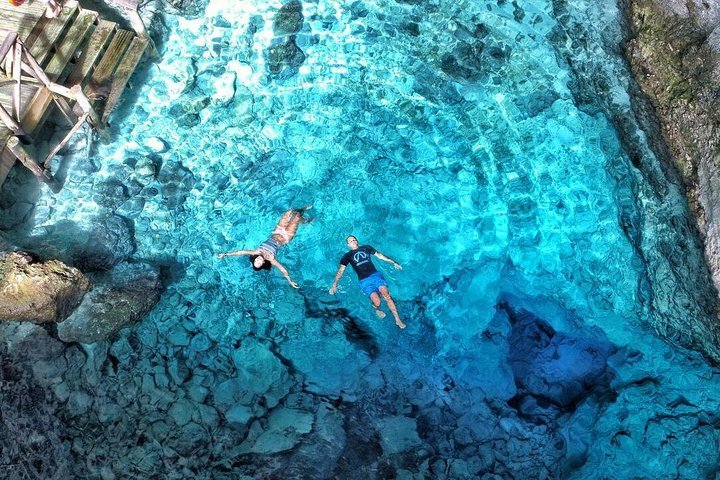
[340,245,377,280]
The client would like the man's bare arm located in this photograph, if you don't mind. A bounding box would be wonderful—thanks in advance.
[329,265,346,294]
[374,252,402,270]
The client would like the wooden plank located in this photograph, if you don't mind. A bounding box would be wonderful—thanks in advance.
[65,20,115,87]
[27,0,79,64]
[90,29,133,84]
[0,84,38,114]
[0,103,24,135]
[6,135,60,192]
[0,31,18,63]
[45,10,98,81]
[102,35,147,123]
[0,3,46,41]
[0,129,15,187]
[43,110,88,168]
[21,10,99,134]
[12,43,21,120]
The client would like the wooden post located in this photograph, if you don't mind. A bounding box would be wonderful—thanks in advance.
[6,136,61,193]
[42,111,90,168]
[12,42,22,121]
[20,44,53,86]
[110,0,159,60]
[127,9,159,60]
[70,84,100,125]
[0,104,24,135]
[0,32,17,63]
[70,84,108,141]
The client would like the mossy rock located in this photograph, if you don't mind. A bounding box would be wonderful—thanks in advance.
[0,252,90,323]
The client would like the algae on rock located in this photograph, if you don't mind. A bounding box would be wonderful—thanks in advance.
[0,251,90,323]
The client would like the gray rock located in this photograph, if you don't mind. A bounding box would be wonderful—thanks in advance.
[67,391,93,416]
[109,336,134,363]
[57,262,162,343]
[93,179,129,210]
[164,0,208,17]
[243,408,314,454]
[168,356,191,384]
[195,403,219,428]
[232,337,290,399]
[169,399,195,426]
[81,215,137,271]
[273,0,304,36]
[266,37,306,77]
[97,402,124,424]
[376,416,423,455]
[167,328,191,347]
[134,157,157,184]
[188,384,209,403]
[225,404,253,428]
[0,252,90,323]
[189,332,211,352]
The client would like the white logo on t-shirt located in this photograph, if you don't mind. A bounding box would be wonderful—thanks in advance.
[353,251,369,265]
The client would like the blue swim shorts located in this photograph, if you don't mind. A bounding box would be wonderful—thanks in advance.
[359,272,387,296]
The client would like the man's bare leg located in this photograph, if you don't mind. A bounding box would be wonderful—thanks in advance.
[379,286,404,328]
[370,292,386,318]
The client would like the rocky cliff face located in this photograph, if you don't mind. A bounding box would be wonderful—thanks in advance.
[625,0,720,313]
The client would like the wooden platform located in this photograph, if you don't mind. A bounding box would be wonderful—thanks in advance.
[0,0,150,189]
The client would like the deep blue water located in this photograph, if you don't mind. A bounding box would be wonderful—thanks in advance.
[3,0,720,478]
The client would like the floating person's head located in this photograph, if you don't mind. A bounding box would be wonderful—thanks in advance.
[249,254,271,271]
[346,235,359,249]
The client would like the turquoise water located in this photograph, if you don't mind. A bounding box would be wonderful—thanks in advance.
[4,0,720,478]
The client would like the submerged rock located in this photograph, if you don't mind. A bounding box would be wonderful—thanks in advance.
[273,0,304,36]
[266,37,306,77]
[0,252,90,323]
[501,301,618,410]
[164,0,208,18]
[376,416,423,455]
[57,262,162,343]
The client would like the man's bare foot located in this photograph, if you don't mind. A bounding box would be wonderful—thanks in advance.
[396,319,406,329]
[374,309,386,319]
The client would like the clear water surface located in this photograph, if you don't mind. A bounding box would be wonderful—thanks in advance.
[13,0,720,478]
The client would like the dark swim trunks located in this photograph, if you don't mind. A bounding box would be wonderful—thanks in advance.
[359,271,387,296]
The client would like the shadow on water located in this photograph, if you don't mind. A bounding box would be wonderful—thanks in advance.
[0,167,42,238]
[303,294,380,360]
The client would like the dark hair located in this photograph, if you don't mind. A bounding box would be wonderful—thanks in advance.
[249,255,272,271]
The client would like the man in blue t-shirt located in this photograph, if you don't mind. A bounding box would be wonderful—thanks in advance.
[329,235,405,329]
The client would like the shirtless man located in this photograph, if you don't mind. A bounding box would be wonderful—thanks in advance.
[329,235,405,329]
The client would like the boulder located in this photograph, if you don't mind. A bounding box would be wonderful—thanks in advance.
[244,408,314,454]
[376,416,423,455]
[501,301,618,410]
[0,251,90,323]
[273,0,304,36]
[266,37,306,77]
[21,215,136,272]
[164,0,208,18]
[57,262,162,343]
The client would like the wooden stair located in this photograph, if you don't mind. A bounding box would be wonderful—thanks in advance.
[0,1,150,188]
